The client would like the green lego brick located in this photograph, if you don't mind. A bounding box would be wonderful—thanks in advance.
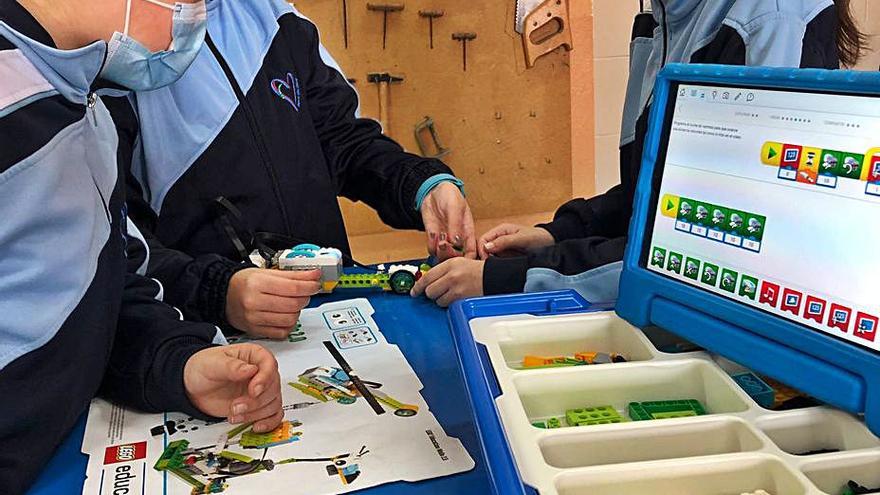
[338,273,391,289]
[628,399,707,421]
[565,406,626,426]
[154,440,189,471]
[531,417,563,429]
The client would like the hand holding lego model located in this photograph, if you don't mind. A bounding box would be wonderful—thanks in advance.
[478,223,555,259]
[420,182,477,261]
[410,258,484,307]
[184,344,283,433]
[226,268,322,339]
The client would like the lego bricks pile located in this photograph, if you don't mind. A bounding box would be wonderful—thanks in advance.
[464,309,880,495]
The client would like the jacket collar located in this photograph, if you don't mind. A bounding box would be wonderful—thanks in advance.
[652,0,704,23]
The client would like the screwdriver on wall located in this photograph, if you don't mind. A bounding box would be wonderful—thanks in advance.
[367,3,405,50]
[418,10,444,49]
[452,32,477,71]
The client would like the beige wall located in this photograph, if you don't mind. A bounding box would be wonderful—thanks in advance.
[591,1,880,196]
[591,0,639,195]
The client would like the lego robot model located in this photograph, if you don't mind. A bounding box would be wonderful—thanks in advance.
[256,244,422,295]
[289,365,419,417]
[153,420,368,494]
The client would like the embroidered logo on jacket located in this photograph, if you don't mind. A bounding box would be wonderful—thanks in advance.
[271,72,302,112]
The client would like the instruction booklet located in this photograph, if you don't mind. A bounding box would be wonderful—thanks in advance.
[81,299,474,494]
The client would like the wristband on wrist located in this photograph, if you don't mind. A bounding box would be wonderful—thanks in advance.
[414,174,466,210]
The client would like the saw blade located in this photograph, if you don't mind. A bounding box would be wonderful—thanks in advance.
[515,0,544,34]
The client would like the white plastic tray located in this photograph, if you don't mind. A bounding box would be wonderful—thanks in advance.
[470,311,880,495]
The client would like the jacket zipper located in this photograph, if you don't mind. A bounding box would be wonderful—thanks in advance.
[87,92,112,224]
[204,34,294,237]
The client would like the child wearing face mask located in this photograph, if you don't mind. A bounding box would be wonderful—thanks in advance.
[0,1,284,492]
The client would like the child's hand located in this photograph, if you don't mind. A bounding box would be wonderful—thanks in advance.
[184,344,283,433]
[420,182,477,261]
[411,258,484,307]
[478,224,555,259]
[226,268,322,339]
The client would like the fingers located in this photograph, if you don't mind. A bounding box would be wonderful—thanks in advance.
[422,211,442,258]
[269,269,322,282]
[230,390,282,428]
[252,311,301,329]
[206,353,258,383]
[251,294,310,314]
[250,326,295,340]
[226,344,279,399]
[258,274,321,298]
[411,259,451,297]
[478,224,518,258]
[253,408,284,433]
[484,231,523,255]
[461,207,478,260]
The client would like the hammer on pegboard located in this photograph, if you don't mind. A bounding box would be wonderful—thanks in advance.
[367,72,404,135]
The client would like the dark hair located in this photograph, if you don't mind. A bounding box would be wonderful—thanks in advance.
[833,0,870,67]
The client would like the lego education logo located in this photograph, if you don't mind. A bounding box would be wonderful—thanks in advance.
[102,442,146,495]
[103,442,146,465]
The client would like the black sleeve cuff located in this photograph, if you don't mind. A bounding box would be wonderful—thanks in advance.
[200,259,253,328]
[483,256,529,295]
[146,336,220,421]
[400,159,455,225]
[537,211,586,243]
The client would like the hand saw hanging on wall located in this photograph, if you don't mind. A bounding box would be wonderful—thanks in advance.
[515,0,573,67]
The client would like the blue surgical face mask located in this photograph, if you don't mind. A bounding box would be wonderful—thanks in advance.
[100,0,207,91]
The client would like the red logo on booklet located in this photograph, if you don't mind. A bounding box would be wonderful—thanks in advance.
[103,442,147,465]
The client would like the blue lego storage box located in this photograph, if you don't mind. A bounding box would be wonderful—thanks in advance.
[448,65,880,495]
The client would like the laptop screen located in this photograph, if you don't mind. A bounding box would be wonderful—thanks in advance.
[644,83,880,353]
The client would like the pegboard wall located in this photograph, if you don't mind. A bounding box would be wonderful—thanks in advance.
[292,0,575,236]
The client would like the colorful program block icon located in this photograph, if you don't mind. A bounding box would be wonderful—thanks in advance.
[855,313,878,343]
[701,263,720,287]
[818,150,842,188]
[836,152,864,180]
[724,210,747,247]
[797,147,821,185]
[660,194,680,218]
[739,275,759,300]
[627,399,707,421]
[565,406,627,426]
[828,303,852,332]
[684,258,701,281]
[720,269,739,293]
[667,252,683,274]
[651,247,667,268]
[761,141,783,166]
[779,144,802,180]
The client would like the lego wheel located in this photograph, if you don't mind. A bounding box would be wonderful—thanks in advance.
[394,408,417,417]
[389,271,417,295]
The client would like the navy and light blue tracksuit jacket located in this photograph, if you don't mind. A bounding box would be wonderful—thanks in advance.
[483,0,843,301]
[110,0,456,328]
[0,4,221,493]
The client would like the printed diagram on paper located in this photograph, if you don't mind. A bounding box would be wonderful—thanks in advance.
[81,299,474,495]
